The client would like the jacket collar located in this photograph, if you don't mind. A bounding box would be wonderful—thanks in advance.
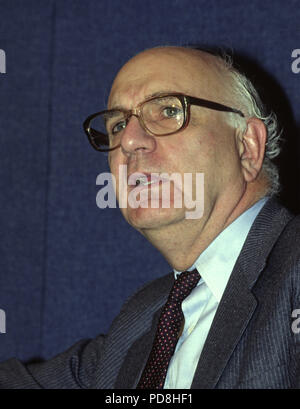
[191,197,294,388]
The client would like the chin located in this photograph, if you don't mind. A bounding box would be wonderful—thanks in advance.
[125,205,184,230]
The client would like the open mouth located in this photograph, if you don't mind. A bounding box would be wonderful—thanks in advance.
[128,173,168,189]
[135,177,155,186]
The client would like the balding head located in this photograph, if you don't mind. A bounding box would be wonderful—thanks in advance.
[108,46,234,111]
[111,46,282,196]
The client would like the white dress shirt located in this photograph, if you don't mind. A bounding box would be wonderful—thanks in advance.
[163,197,268,389]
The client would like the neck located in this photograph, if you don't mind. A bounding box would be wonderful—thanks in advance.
[140,182,267,271]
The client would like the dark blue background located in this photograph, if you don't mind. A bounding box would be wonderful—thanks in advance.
[0,0,299,362]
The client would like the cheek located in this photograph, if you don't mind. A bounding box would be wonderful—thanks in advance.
[186,127,237,192]
[183,129,218,172]
[208,135,243,193]
[163,140,182,158]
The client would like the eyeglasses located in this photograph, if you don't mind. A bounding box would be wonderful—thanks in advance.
[83,93,245,152]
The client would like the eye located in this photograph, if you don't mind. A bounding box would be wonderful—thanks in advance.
[162,106,182,118]
[111,120,127,135]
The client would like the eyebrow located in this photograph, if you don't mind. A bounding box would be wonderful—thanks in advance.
[109,90,180,111]
[144,90,177,99]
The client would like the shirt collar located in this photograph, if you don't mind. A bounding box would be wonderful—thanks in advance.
[174,197,268,302]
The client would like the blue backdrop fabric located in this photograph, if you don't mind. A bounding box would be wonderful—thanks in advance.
[0,0,299,362]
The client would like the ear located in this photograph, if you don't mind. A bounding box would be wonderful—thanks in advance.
[238,117,267,183]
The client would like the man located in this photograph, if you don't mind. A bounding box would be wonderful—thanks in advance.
[0,46,299,389]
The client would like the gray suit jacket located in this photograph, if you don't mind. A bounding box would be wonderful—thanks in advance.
[0,198,300,388]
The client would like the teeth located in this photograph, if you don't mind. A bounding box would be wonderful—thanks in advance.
[136,177,153,186]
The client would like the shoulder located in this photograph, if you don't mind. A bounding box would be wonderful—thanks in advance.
[271,213,300,295]
[104,271,174,345]
[254,209,300,309]
[271,212,300,263]
[244,197,300,264]
[119,272,174,315]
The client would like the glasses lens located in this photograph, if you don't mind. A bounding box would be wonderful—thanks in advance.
[142,96,184,135]
[88,110,126,151]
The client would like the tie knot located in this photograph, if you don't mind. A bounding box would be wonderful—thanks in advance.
[169,269,200,305]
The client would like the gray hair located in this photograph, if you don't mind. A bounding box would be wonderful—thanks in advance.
[217,53,282,195]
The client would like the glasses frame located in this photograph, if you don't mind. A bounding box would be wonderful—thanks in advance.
[83,92,245,152]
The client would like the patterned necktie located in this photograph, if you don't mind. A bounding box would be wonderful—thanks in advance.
[136,269,200,389]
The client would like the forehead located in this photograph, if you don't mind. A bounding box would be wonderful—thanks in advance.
[108,48,225,109]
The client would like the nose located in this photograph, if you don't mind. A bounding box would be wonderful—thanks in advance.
[120,115,156,156]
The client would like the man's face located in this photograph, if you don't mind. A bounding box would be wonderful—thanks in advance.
[107,48,245,237]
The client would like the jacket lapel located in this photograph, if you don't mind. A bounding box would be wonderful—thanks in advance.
[190,261,258,388]
[114,305,164,388]
[95,272,174,389]
[191,198,294,388]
